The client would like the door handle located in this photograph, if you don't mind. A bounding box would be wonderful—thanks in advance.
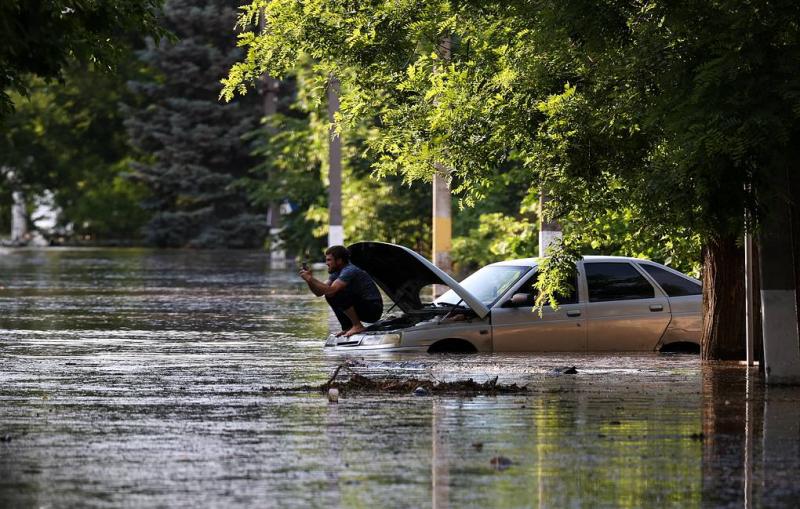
[649,304,664,312]
[566,310,581,317]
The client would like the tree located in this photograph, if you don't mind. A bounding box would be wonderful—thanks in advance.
[223,1,800,359]
[238,63,433,258]
[0,66,151,242]
[126,0,266,248]
[0,0,164,119]
[0,0,164,242]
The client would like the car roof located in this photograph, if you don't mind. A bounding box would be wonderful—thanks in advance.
[490,255,656,268]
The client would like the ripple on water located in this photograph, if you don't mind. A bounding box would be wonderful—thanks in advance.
[1,248,798,508]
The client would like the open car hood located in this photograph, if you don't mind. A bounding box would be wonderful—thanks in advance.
[347,241,490,319]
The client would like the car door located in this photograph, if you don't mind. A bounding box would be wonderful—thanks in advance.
[584,261,671,351]
[491,270,587,352]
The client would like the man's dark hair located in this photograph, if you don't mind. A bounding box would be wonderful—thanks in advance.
[325,245,349,263]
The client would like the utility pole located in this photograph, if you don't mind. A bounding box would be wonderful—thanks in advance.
[259,13,285,264]
[432,37,452,283]
[261,74,284,263]
[538,189,562,257]
[327,74,344,247]
[432,170,451,272]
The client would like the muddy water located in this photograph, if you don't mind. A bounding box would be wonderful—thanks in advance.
[0,248,798,508]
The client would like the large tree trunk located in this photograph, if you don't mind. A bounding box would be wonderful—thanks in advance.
[793,170,800,335]
[701,235,746,360]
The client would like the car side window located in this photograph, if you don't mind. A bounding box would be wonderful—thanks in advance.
[585,262,655,302]
[640,264,701,297]
[515,271,579,305]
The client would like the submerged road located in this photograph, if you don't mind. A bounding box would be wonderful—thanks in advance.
[0,248,798,507]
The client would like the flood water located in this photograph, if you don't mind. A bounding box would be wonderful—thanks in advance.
[1,248,798,508]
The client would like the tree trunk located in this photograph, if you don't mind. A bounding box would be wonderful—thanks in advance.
[11,189,28,243]
[701,235,746,360]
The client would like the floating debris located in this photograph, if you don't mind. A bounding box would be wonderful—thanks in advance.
[490,456,513,471]
[413,386,429,397]
[327,388,339,403]
[472,442,484,452]
[261,364,527,396]
[547,366,579,376]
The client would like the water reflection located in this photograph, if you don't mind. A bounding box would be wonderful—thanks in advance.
[702,364,800,508]
[0,249,798,507]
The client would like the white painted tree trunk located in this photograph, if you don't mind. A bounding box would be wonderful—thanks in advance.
[758,168,800,384]
[538,189,562,257]
[11,190,27,244]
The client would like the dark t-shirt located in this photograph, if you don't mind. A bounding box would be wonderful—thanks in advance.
[328,263,382,303]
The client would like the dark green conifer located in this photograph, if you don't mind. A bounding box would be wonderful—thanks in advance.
[126,0,266,247]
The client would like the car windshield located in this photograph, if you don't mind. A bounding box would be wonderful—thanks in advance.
[435,265,532,307]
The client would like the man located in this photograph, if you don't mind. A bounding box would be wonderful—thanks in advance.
[300,245,383,337]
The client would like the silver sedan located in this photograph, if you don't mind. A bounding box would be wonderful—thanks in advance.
[324,242,702,353]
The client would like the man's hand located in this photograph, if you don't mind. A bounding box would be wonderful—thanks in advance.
[299,268,313,282]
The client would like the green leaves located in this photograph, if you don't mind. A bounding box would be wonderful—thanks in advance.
[533,238,581,313]
[224,0,798,289]
[0,0,165,119]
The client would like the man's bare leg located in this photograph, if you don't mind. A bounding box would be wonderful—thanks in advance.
[342,306,366,336]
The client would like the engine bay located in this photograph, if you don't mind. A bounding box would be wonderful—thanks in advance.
[364,305,477,332]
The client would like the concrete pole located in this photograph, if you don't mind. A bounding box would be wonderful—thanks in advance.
[758,168,800,385]
[258,13,286,264]
[432,37,452,283]
[327,75,344,247]
[538,188,562,257]
[432,171,452,271]
[262,74,285,263]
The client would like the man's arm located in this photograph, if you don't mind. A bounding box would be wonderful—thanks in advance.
[300,270,347,297]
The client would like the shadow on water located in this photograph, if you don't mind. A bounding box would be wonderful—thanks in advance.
[0,248,798,507]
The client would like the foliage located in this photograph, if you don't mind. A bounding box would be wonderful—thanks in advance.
[533,237,582,311]
[562,208,702,278]
[0,62,152,240]
[238,59,433,259]
[452,213,538,271]
[223,0,796,313]
[0,0,165,119]
[126,0,266,248]
[240,113,327,256]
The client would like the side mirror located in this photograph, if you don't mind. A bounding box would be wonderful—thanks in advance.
[504,293,533,307]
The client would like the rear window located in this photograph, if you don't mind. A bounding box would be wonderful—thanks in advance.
[585,262,655,302]
[640,264,702,297]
